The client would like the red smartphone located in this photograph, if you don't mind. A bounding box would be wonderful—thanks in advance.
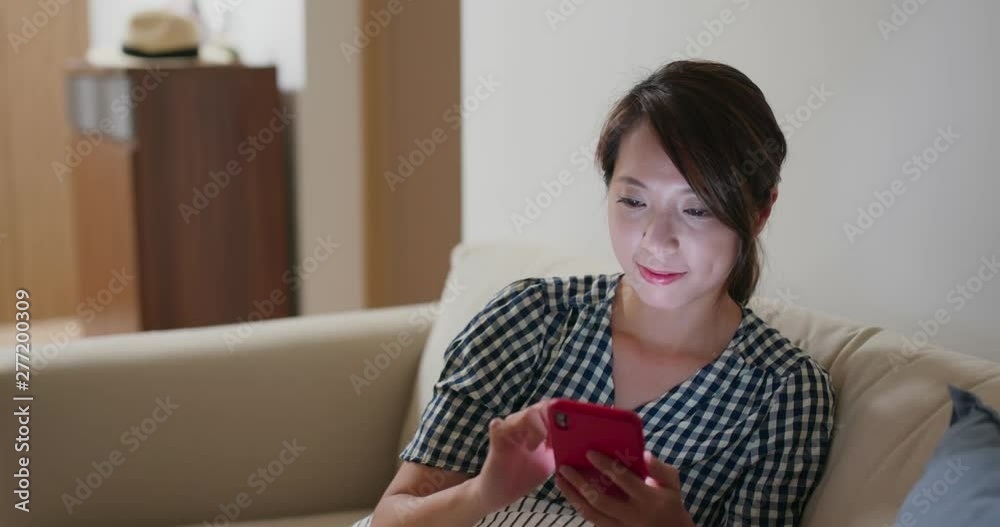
[545,398,649,500]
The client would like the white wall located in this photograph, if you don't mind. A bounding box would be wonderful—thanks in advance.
[461,0,1000,360]
[89,0,304,91]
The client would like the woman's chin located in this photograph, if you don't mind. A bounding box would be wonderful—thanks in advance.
[626,276,691,310]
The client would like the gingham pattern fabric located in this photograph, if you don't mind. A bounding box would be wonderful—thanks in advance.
[357,273,836,526]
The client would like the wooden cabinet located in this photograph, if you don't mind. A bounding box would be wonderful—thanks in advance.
[66,63,294,334]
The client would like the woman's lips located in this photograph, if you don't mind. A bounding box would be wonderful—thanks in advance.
[638,264,686,285]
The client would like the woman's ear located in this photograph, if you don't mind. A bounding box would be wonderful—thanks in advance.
[755,187,779,235]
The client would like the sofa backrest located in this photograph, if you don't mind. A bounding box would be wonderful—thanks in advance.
[750,296,1000,525]
[400,241,1000,527]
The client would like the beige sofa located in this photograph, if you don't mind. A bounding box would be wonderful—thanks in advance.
[3,240,999,527]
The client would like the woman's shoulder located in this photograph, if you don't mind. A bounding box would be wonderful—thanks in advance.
[736,306,834,393]
[733,308,836,443]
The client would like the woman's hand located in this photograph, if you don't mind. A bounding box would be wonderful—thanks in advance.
[473,399,558,512]
[555,450,696,527]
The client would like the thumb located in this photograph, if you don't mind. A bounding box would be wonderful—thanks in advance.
[644,450,681,490]
[490,416,521,448]
[489,417,508,446]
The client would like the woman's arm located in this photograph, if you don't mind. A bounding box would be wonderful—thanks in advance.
[373,398,560,526]
[370,463,491,527]
[723,360,836,526]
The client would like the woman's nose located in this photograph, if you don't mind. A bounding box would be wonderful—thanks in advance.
[641,212,680,252]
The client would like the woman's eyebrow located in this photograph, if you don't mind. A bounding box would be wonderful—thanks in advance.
[617,175,694,194]
[618,175,646,188]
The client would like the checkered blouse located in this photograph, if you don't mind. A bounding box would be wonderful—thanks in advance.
[362,273,836,526]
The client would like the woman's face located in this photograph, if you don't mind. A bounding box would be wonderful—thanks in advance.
[607,119,741,310]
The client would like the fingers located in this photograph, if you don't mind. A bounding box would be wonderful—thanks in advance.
[491,413,547,450]
[523,402,551,447]
[644,450,682,490]
[492,400,552,450]
[556,464,632,520]
[488,417,508,447]
[584,449,649,498]
[554,472,622,527]
[535,398,557,415]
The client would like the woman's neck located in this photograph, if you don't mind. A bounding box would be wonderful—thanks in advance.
[612,274,743,360]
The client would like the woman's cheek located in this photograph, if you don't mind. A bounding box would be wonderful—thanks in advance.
[679,219,733,248]
[611,209,640,235]
[700,229,741,270]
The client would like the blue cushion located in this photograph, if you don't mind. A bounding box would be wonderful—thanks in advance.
[893,385,1000,526]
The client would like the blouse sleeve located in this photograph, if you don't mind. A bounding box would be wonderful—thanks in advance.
[723,360,836,526]
[399,277,550,475]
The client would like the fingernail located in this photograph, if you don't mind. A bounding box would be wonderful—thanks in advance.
[585,450,597,462]
[558,465,570,476]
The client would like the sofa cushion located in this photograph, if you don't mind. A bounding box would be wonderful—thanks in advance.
[891,385,1000,526]
[178,509,372,527]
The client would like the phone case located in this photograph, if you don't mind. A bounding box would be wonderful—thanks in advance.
[545,398,649,500]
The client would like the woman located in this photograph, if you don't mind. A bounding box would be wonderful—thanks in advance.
[356,59,836,526]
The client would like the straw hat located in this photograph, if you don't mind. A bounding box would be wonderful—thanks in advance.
[86,9,236,67]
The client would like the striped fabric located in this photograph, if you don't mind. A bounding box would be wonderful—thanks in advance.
[354,273,836,526]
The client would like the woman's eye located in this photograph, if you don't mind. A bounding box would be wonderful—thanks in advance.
[684,208,712,218]
[617,197,644,209]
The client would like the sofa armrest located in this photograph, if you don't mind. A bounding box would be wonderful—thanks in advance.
[1,302,436,527]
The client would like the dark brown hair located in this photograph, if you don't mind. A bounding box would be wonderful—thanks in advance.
[596,59,787,304]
